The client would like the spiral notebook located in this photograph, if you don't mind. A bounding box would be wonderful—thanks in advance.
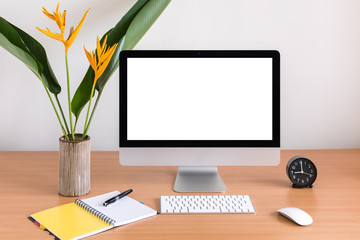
[28,191,157,240]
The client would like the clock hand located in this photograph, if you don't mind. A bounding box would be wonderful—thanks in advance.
[294,170,313,177]
[300,161,303,172]
[302,172,313,177]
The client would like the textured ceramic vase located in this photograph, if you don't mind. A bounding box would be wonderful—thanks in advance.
[59,134,90,197]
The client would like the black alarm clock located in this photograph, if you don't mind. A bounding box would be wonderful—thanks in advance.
[286,156,317,188]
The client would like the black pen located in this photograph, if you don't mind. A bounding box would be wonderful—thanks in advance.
[103,189,133,207]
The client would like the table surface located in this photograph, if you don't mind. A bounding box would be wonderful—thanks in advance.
[0,150,359,240]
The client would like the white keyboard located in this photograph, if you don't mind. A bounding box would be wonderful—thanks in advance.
[160,195,255,214]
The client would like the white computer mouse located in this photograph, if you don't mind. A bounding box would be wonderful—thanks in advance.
[277,207,313,226]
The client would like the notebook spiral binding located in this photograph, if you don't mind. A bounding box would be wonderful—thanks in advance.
[75,199,116,225]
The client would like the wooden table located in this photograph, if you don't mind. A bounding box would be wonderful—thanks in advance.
[0,150,359,239]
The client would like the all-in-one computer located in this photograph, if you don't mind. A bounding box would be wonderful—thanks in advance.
[119,50,280,193]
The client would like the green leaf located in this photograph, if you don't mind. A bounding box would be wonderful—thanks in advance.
[11,24,61,94]
[0,18,40,76]
[0,17,61,94]
[71,0,150,118]
[122,0,170,51]
[70,67,94,120]
[71,0,171,119]
[0,33,39,77]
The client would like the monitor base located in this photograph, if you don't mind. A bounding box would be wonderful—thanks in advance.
[173,166,226,193]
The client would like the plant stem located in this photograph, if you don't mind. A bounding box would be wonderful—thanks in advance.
[65,53,75,141]
[54,95,70,137]
[82,83,96,139]
[40,77,69,141]
[74,117,78,134]
[83,89,102,140]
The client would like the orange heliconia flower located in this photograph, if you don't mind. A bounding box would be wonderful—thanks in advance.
[37,3,89,53]
[84,36,118,85]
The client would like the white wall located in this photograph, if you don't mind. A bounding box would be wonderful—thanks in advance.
[1,0,360,150]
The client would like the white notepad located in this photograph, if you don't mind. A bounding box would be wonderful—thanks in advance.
[30,190,157,240]
[80,190,157,227]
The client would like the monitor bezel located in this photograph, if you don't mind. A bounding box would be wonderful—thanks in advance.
[120,50,280,147]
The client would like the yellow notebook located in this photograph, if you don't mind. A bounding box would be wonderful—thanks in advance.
[29,191,157,240]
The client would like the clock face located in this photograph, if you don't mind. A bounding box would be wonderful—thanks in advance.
[287,157,317,188]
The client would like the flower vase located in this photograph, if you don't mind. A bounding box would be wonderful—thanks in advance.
[59,134,90,197]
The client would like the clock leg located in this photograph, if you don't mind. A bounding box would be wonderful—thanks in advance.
[292,184,313,188]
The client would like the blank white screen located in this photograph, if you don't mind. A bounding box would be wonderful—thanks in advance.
[127,58,272,140]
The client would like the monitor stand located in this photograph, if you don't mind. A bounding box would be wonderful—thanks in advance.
[173,166,226,192]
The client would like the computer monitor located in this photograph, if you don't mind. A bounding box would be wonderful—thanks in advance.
[119,50,280,193]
